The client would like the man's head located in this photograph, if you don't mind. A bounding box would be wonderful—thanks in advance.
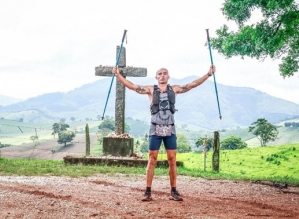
[155,68,170,84]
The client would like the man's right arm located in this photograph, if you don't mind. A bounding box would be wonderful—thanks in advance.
[113,67,151,95]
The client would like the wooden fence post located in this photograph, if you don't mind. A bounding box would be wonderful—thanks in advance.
[212,131,220,172]
[85,124,90,156]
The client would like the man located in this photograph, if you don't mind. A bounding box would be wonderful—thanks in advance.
[112,65,216,201]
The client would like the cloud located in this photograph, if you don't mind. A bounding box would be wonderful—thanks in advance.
[0,0,298,104]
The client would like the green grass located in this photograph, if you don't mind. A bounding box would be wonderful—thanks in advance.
[159,143,299,185]
[1,143,298,185]
[0,158,165,177]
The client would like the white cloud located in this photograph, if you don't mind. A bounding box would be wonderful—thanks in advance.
[0,0,298,104]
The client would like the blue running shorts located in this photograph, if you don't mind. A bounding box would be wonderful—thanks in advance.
[148,134,177,151]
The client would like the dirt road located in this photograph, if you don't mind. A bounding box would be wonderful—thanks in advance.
[1,174,298,219]
[1,134,299,218]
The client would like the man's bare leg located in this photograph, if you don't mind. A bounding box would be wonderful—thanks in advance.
[146,150,159,186]
[167,149,183,201]
[166,149,177,187]
[142,150,159,201]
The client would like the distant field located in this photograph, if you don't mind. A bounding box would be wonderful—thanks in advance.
[0,120,102,145]
[1,119,299,147]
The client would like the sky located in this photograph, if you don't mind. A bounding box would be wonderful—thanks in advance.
[0,0,298,104]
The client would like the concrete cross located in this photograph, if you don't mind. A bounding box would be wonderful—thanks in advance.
[95,46,147,134]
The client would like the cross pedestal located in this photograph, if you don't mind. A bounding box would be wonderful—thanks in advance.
[95,46,147,156]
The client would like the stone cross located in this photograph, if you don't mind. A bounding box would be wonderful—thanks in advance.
[95,46,147,134]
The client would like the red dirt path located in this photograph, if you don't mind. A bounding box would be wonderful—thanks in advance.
[0,175,298,219]
[1,134,299,218]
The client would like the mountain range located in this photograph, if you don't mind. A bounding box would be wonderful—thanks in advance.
[0,76,298,130]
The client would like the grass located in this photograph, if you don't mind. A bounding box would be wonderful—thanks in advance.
[0,158,161,177]
[177,143,299,185]
[1,143,298,185]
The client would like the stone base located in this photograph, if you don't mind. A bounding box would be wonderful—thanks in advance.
[63,156,184,168]
[103,137,134,157]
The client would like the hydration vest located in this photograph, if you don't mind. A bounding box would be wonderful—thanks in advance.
[150,84,176,115]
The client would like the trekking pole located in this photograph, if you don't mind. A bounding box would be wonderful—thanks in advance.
[101,29,127,120]
[206,29,222,120]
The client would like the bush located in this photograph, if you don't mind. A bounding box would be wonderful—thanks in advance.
[220,136,247,150]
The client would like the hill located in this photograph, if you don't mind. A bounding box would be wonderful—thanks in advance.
[0,95,22,106]
[0,76,299,130]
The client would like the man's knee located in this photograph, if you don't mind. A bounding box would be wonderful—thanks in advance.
[167,153,176,165]
[148,151,158,166]
[168,158,176,166]
[149,158,157,166]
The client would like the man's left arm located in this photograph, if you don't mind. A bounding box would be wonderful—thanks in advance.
[175,65,216,94]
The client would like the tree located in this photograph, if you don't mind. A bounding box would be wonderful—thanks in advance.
[135,140,140,152]
[98,118,131,133]
[98,119,115,131]
[176,133,191,153]
[212,0,299,77]
[70,117,76,122]
[98,119,115,137]
[284,122,292,127]
[292,122,299,128]
[248,118,279,146]
[140,133,149,153]
[30,135,39,146]
[220,136,247,150]
[52,122,70,138]
[285,121,299,127]
[52,123,60,138]
[195,137,213,151]
[58,131,75,146]
[140,141,148,153]
[125,123,131,133]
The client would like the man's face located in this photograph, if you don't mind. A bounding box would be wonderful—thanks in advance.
[156,69,169,84]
